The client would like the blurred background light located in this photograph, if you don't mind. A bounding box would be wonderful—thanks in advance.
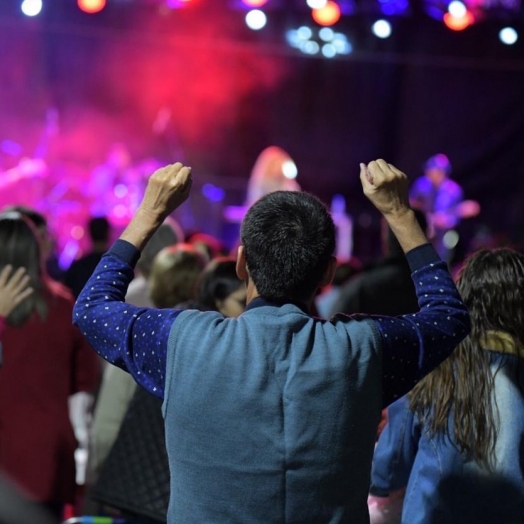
[282,160,298,179]
[245,9,267,30]
[307,0,328,8]
[372,19,392,38]
[319,27,335,41]
[242,0,268,7]
[499,26,518,44]
[78,0,107,14]
[443,10,474,30]
[448,1,467,17]
[321,43,337,57]
[21,0,42,17]
[312,1,341,26]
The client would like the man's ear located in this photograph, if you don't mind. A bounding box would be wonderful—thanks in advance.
[236,245,248,281]
[319,256,337,288]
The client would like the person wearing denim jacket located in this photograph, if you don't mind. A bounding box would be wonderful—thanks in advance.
[370,248,524,524]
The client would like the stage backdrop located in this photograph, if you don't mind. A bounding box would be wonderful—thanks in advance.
[0,1,523,259]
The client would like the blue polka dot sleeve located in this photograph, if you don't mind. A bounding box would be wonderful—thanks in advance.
[373,243,470,406]
[73,240,182,399]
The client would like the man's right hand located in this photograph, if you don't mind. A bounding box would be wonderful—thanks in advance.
[360,159,411,218]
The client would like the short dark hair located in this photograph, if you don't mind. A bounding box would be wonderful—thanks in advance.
[240,191,335,302]
[196,258,243,311]
[88,216,110,243]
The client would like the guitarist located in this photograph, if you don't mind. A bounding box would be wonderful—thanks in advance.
[410,153,479,263]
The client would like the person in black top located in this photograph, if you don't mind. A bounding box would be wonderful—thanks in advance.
[64,216,111,298]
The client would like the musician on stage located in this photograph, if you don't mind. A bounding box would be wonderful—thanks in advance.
[410,154,479,262]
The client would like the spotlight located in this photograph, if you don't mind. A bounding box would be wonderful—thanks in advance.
[448,1,467,17]
[297,26,313,39]
[307,0,328,7]
[499,27,518,44]
[443,10,473,30]
[245,9,267,30]
[301,40,320,54]
[78,0,106,14]
[332,35,352,54]
[372,19,392,38]
[319,27,335,41]
[242,0,268,6]
[21,0,42,16]
[282,161,298,179]
[321,43,337,58]
[312,1,341,26]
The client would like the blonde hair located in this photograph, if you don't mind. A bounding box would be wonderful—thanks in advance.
[149,244,206,308]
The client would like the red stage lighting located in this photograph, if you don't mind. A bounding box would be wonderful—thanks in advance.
[242,0,269,6]
[312,1,341,26]
[77,0,106,14]
[443,11,473,30]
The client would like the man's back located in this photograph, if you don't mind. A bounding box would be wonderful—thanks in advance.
[164,301,382,523]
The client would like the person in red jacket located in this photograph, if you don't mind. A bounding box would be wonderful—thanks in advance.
[0,212,100,520]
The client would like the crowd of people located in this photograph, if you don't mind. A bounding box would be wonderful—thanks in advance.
[0,152,522,524]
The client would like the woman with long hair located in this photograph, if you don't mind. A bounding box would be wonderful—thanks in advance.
[0,212,100,519]
[370,248,524,524]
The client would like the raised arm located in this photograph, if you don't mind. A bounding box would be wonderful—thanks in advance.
[360,160,470,405]
[73,163,192,398]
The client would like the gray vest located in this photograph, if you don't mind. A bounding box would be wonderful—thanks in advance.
[162,305,382,523]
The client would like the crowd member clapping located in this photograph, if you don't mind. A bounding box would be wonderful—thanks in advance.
[0,212,99,520]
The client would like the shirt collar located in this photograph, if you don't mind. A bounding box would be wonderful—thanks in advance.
[245,296,310,315]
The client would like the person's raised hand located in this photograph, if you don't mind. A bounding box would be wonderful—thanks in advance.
[360,159,410,218]
[139,163,192,220]
[0,266,33,318]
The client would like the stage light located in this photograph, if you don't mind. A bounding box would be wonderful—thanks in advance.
[21,0,42,17]
[245,9,267,30]
[319,27,335,41]
[282,161,298,179]
[301,40,320,54]
[332,35,352,54]
[443,10,473,30]
[242,0,268,6]
[71,226,85,241]
[312,1,341,26]
[499,27,518,44]
[297,26,313,39]
[372,19,392,38]
[443,230,459,249]
[378,0,408,16]
[307,0,328,8]
[448,1,467,17]
[77,0,106,14]
[114,184,128,199]
[321,43,337,58]
[166,0,195,8]
[202,184,225,202]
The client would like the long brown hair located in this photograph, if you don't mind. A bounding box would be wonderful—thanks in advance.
[409,248,524,466]
[0,212,48,326]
